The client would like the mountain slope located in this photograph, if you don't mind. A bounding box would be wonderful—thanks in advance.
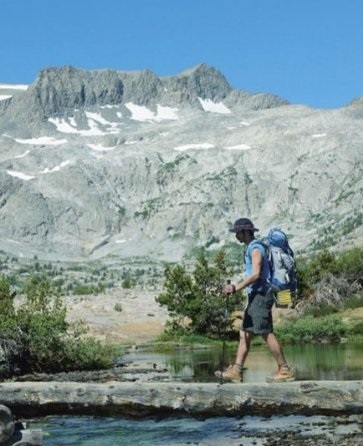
[0,65,361,263]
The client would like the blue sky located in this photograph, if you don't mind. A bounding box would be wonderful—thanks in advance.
[1,0,362,108]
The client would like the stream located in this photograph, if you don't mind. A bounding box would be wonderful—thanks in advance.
[29,342,363,445]
[32,413,363,445]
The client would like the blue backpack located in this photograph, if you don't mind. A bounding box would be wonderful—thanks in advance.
[264,227,297,294]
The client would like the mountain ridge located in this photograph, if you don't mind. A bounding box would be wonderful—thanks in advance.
[0,64,288,125]
[0,64,361,265]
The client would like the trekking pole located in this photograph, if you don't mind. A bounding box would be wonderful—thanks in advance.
[219,279,231,384]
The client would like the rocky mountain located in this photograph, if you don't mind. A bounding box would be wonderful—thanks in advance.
[0,64,361,265]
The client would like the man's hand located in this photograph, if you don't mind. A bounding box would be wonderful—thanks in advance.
[224,283,236,294]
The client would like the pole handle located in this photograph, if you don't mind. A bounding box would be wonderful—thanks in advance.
[226,279,232,295]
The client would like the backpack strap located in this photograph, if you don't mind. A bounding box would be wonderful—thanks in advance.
[245,240,272,294]
[247,239,268,257]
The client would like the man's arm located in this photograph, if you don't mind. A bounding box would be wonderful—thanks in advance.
[225,248,263,293]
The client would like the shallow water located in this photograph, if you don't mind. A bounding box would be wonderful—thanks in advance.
[123,342,363,383]
[30,343,363,445]
[32,414,363,445]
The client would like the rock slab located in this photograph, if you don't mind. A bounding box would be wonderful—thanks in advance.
[0,380,362,419]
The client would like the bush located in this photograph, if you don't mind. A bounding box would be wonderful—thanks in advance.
[275,314,347,343]
[72,281,105,295]
[114,303,123,312]
[334,247,363,283]
[0,276,121,374]
[156,250,237,337]
[295,247,363,314]
[122,277,133,289]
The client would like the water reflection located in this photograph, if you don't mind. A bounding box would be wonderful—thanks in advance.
[124,343,363,382]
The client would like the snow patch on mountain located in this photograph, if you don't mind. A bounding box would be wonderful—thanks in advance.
[14,150,30,159]
[15,136,67,145]
[100,105,119,109]
[40,160,72,174]
[125,103,179,122]
[49,118,80,134]
[174,143,215,151]
[49,117,110,136]
[155,105,178,121]
[87,144,117,152]
[0,84,28,90]
[198,98,231,114]
[225,144,252,150]
[85,111,119,128]
[312,133,327,138]
[6,170,35,181]
[68,117,77,127]
[125,103,156,121]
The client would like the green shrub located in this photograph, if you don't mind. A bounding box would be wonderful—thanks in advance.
[114,303,123,312]
[343,293,363,310]
[73,283,94,295]
[295,247,363,314]
[348,321,363,336]
[156,250,237,337]
[275,314,347,343]
[122,277,133,289]
[0,276,121,374]
[334,247,363,282]
[296,249,336,298]
[73,282,105,295]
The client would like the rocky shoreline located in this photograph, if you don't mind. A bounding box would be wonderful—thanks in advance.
[13,362,170,384]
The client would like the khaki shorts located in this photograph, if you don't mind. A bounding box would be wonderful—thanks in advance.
[242,291,275,334]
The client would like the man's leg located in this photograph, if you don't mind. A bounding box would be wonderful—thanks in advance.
[263,332,295,382]
[235,329,253,367]
[262,332,287,369]
[215,330,253,382]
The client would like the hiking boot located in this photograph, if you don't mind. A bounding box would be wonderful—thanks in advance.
[215,364,242,383]
[266,365,295,383]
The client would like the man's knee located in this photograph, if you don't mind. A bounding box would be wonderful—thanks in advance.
[240,330,252,345]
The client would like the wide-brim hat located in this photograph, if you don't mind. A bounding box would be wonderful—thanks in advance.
[229,218,259,233]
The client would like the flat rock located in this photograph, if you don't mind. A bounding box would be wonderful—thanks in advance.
[0,380,362,419]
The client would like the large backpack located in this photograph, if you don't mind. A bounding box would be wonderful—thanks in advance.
[264,227,297,294]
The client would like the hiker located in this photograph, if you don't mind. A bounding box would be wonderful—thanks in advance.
[215,217,295,383]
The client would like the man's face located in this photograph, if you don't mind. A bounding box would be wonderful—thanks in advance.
[235,230,247,243]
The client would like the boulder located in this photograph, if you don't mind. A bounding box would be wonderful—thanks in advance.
[0,404,42,445]
[0,339,25,379]
[0,405,14,442]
